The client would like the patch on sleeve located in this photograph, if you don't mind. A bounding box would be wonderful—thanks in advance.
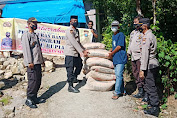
[70,30,74,34]
[142,38,146,45]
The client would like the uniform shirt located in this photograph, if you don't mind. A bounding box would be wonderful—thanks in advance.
[112,32,127,65]
[1,37,12,48]
[21,31,44,67]
[127,30,142,61]
[92,29,98,42]
[140,29,159,70]
[64,26,84,57]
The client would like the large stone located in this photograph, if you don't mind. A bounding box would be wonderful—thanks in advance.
[0,81,5,88]
[3,61,11,68]
[20,68,27,76]
[6,65,13,70]
[4,72,13,79]
[7,58,17,65]
[0,70,5,75]
[11,65,21,74]
[0,60,3,65]
[0,58,6,62]
[3,51,10,58]
[25,72,28,81]
[13,75,25,82]
[45,61,54,70]
[0,65,5,70]
[43,55,53,61]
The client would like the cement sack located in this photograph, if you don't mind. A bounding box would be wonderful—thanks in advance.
[84,77,115,91]
[86,57,114,69]
[83,43,105,50]
[89,71,116,81]
[87,49,111,59]
[90,66,115,74]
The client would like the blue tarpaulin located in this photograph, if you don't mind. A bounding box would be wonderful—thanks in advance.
[2,0,86,24]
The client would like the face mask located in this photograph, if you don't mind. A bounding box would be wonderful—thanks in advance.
[6,34,10,37]
[133,24,138,29]
[72,22,78,28]
[31,25,37,30]
[111,27,118,32]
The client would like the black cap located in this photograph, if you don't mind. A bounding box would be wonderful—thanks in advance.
[27,17,38,23]
[139,18,150,25]
[70,15,78,20]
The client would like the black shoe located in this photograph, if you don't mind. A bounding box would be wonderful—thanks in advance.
[133,88,144,98]
[34,98,46,104]
[25,99,37,108]
[142,97,149,102]
[68,86,80,93]
[144,106,160,117]
[73,79,79,83]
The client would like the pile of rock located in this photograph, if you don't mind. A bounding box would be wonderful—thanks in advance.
[0,52,55,89]
[83,43,116,91]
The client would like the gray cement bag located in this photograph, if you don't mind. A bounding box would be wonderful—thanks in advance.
[87,49,111,59]
[86,57,114,69]
[84,77,115,91]
[83,43,105,50]
[90,66,115,74]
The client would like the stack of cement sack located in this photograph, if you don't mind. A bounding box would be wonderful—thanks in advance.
[83,43,116,91]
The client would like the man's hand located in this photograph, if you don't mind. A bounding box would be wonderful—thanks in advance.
[42,62,45,67]
[80,50,89,57]
[28,63,34,69]
[139,70,145,79]
[108,52,113,59]
[91,29,94,33]
[83,50,89,57]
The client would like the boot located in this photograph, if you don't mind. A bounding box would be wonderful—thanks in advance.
[144,106,160,117]
[133,87,144,98]
[142,92,149,102]
[68,83,80,93]
[25,98,37,108]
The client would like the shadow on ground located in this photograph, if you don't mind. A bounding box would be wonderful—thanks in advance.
[55,64,65,68]
[75,77,87,90]
[125,81,137,95]
[39,81,67,100]
[0,78,18,90]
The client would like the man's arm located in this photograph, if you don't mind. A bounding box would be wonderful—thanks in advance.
[66,30,84,54]
[140,38,150,71]
[21,33,33,66]
[91,29,98,38]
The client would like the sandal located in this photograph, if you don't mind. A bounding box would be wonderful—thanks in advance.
[112,94,120,100]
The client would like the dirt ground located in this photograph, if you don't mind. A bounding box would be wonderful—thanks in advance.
[0,59,161,118]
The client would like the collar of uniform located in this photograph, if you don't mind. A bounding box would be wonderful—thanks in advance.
[70,25,77,31]
[144,29,152,35]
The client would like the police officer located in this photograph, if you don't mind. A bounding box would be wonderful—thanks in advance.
[138,18,160,117]
[21,17,45,108]
[65,16,88,93]
[127,15,145,98]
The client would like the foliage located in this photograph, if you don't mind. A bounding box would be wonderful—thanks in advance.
[88,0,177,106]
[0,96,13,105]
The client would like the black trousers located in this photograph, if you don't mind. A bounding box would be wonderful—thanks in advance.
[27,64,42,100]
[144,67,159,106]
[65,56,83,86]
[131,60,144,88]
